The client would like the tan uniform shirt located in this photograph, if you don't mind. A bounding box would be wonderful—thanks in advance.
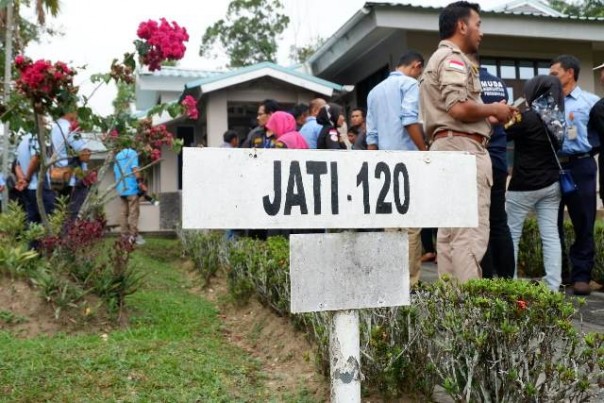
[420,40,492,140]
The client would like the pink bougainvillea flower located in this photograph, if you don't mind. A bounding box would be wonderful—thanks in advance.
[181,95,199,120]
[136,18,189,71]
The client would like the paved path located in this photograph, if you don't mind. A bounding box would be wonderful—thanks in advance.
[419,261,604,333]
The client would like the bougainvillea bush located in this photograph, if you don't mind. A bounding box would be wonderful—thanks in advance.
[0,18,194,320]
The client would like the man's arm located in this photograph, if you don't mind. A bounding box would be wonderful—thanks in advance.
[401,81,427,150]
[366,94,379,150]
[449,100,516,124]
[406,123,428,151]
[439,56,516,124]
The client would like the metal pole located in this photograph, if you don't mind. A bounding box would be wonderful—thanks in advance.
[329,310,361,402]
[2,0,13,212]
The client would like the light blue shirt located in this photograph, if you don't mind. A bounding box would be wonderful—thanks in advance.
[16,133,48,190]
[561,86,599,156]
[366,71,420,151]
[299,116,322,149]
[50,117,88,185]
[114,148,139,197]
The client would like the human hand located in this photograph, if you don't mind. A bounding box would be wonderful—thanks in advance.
[15,179,27,191]
[490,102,518,124]
[367,144,378,150]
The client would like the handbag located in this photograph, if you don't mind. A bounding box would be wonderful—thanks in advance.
[49,166,74,191]
[543,122,577,195]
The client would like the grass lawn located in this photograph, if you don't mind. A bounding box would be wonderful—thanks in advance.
[0,237,312,402]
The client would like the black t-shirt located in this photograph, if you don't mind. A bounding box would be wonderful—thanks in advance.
[317,125,345,150]
[506,110,559,191]
[588,98,604,148]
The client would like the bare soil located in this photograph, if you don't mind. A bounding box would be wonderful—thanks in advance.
[192,265,330,401]
[0,278,62,337]
[0,277,116,338]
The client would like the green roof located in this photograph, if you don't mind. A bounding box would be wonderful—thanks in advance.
[184,62,345,92]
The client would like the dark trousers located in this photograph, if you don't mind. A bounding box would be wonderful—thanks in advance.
[421,228,436,254]
[558,156,597,283]
[24,187,56,224]
[482,169,515,279]
[599,153,604,205]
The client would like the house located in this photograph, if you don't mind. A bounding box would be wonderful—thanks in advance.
[105,63,348,232]
[306,0,604,106]
[117,0,604,232]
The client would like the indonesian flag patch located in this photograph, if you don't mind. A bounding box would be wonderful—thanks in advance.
[447,59,465,72]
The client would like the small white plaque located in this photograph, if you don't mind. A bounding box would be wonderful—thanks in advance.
[290,232,409,313]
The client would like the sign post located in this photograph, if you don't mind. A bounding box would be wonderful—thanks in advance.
[182,147,478,402]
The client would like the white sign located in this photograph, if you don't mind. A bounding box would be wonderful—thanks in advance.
[182,147,477,229]
[289,232,409,313]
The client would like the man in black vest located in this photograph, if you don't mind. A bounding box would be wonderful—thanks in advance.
[475,57,515,279]
[588,62,604,207]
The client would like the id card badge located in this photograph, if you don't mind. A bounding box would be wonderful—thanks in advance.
[567,125,578,140]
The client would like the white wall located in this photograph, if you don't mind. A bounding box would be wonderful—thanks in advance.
[206,92,228,147]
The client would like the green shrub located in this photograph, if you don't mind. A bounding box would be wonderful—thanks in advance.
[184,233,603,401]
[180,230,228,286]
[226,236,290,314]
[411,279,601,402]
[518,218,604,284]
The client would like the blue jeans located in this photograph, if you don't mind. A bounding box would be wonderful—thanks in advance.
[507,182,562,291]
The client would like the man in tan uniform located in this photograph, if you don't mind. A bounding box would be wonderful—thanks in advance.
[419,1,517,282]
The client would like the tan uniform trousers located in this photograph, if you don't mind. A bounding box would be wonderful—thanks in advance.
[430,136,492,283]
[119,195,140,237]
[385,228,422,286]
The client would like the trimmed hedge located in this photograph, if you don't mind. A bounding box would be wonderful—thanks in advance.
[181,230,603,401]
[518,218,604,283]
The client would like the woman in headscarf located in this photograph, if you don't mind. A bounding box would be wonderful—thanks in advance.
[316,103,346,150]
[505,75,566,292]
[265,111,309,149]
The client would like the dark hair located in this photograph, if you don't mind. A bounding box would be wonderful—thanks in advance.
[351,107,366,119]
[397,50,424,68]
[223,130,239,143]
[439,1,481,40]
[260,99,280,114]
[290,103,309,119]
[316,103,343,128]
[523,75,564,110]
[551,55,581,82]
[348,125,361,135]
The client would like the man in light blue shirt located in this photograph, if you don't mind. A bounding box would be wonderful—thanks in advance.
[550,54,599,295]
[366,50,428,152]
[299,98,326,149]
[114,147,145,245]
[16,133,55,224]
[365,50,428,288]
[50,110,91,221]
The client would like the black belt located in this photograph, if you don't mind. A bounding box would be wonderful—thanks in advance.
[558,153,591,164]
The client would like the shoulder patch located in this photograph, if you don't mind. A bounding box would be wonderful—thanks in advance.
[329,129,339,143]
[446,59,466,72]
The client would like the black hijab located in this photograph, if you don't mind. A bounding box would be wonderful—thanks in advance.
[316,103,343,128]
[523,75,564,112]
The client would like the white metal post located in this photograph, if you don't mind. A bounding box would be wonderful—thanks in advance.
[330,310,360,402]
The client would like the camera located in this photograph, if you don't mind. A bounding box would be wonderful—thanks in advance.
[139,191,159,206]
